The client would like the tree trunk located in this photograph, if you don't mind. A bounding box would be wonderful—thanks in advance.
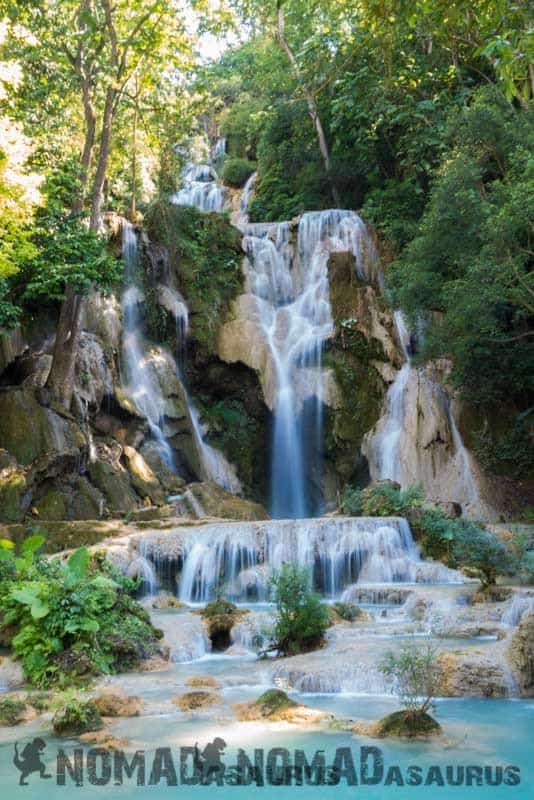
[72,79,96,215]
[276,6,341,207]
[45,285,86,410]
[90,89,115,231]
[130,101,138,219]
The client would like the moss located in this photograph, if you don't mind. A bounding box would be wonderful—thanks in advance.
[0,696,28,726]
[53,699,103,737]
[0,467,27,523]
[377,710,441,738]
[36,490,67,521]
[201,599,238,618]
[255,690,296,717]
[144,203,243,357]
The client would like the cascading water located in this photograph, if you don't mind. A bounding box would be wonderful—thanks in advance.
[172,161,226,213]
[242,210,377,517]
[234,170,257,226]
[369,310,411,483]
[135,517,462,604]
[121,222,174,468]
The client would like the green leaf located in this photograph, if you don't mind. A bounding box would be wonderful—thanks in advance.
[0,538,15,550]
[65,547,90,581]
[30,599,50,620]
[11,587,41,605]
[21,534,46,554]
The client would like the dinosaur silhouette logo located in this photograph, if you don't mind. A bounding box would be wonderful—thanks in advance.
[13,738,52,786]
[193,737,227,783]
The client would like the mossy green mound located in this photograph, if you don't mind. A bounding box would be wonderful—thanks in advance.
[255,690,297,717]
[53,700,103,736]
[377,710,441,738]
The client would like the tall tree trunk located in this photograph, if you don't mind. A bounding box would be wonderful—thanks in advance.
[72,79,97,214]
[276,5,341,207]
[90,89,115,231]
[45,285,86,410]
[47,93,114,410]
[130,100,138,219]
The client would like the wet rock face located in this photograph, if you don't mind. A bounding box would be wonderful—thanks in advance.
[437,651,510,697]
[508,612,534,696]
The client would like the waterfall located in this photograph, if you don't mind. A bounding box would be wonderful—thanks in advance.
[187,401,243,495]
[242,210,376,518]
[369,311,411,483]
[121,222,174,468]
[234,171,257,226]
[171,162,226,213]
[135,517,462,604]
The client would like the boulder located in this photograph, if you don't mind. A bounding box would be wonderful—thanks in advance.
[437,651,509,697]
[123,446,165,505]
[53,700,103,736]
[0,695,37,726]
[508,612,534,696]
[74,332,114,411]
[88,459,139,514]
[353,710,441,739]
[84,292,122,352]
[0,387,84,466]
[0,657,25,691]
[173,691,220,711]
[93,692,143,717]
[234,690,329,724]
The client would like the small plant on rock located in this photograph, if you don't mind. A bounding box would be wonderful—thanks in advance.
[378,643,441,737]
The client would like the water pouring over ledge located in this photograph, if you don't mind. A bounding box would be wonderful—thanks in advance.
[242,210,378,518]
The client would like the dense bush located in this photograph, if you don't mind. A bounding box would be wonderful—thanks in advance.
[0,535,163,687]
[269,565,329,656]
[221,157,256,187]
[340,482,521,587]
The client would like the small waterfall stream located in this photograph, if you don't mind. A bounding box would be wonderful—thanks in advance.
[121,222,175,468]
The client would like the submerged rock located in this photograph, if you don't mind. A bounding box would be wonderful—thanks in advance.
[234,690,329,724]
[173,691,221,711]
[93,692,143,717]
[0,695,37,726]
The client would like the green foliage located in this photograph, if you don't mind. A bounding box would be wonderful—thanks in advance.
[202,398,262,496]
[221,157,256,187]
[472,411,534,479]
[379,643,440,714]
[52,698,103,736]
[0,696,27,726]
[144,202,242,354]
[359,483,424,517]
[0,538,161,687]
[269,565,329,656]
[390,90,534,410]
[340,487,362,516]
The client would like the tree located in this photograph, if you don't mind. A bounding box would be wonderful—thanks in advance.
[2,0,191,409]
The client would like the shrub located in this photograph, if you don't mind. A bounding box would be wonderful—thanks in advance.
[221,157,256,187]
[0,538,163,687]
[255,689,296,716]
[340,487,362,515]
[379,643,440,715]
[269,565,329,656]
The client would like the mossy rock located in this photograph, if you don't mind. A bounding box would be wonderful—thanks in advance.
[35,489,67,520]
[0,467,27,523]
[88,459,139,514]
[0,695,31,726]
[377,710,441,739]
[93,693,143,717]
[0,387,83,466]
[201,599,238,618]
[255,690,297,717]
[53,700,103,736]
